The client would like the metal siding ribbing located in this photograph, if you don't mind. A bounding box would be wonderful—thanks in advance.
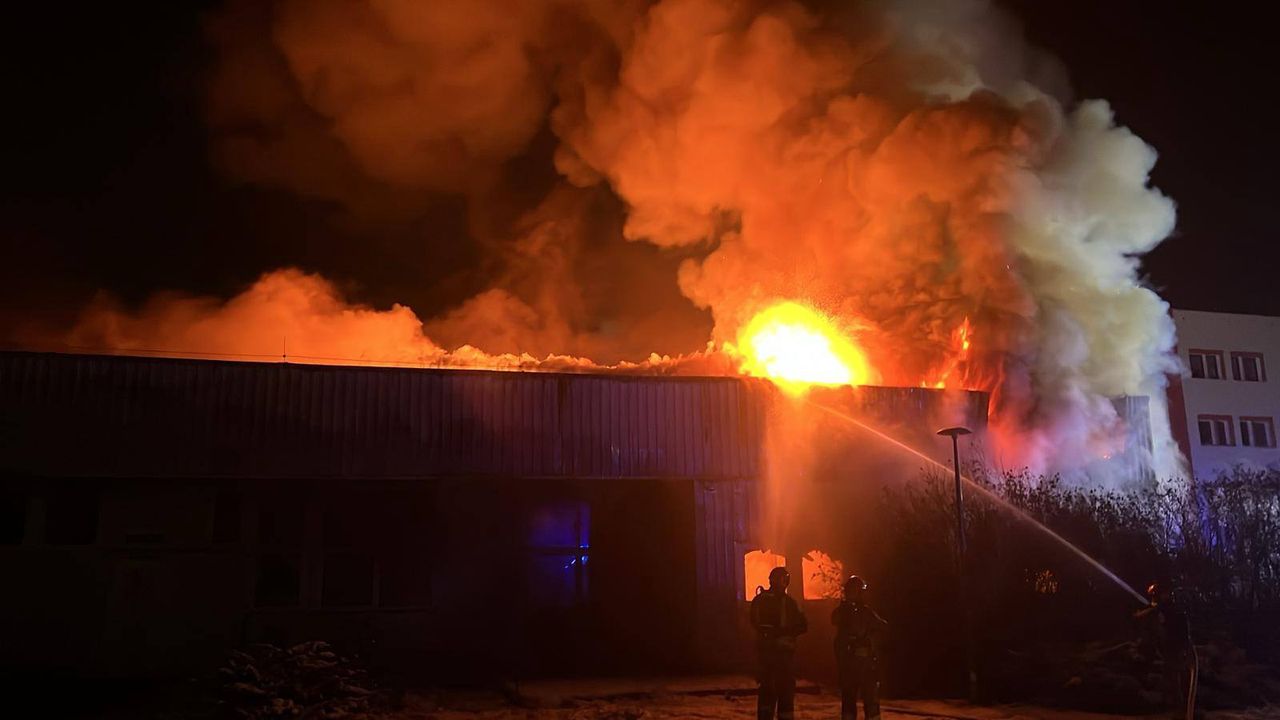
[0,352,768,481]
[693,477,758,662]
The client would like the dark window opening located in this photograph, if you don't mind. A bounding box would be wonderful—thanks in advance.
[1230,353,1265,383]
[1240,418,1275,449]
[321,503,376,607]
[1190,354,1204,379]
[526,500,590,608]
[258,498,302,549]
[379,552,430,607]
[212,490,242,544]
[323,506,360,549]
[255,554,301,607]
[1189,350,1223,380]
[123,532,165,545]
[323,553,375,607]
[1198,416,1234,446]
[0,488,26,545]
[45,486,99,545]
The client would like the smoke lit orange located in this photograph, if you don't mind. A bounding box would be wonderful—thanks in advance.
[733,302,875,396]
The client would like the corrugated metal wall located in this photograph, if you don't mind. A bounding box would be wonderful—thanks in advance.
[0,351,768,480]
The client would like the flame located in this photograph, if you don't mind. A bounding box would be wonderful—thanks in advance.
[732,302,875,396]
[922,317,974,389]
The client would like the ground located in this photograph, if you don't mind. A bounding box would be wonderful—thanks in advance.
[388,677,1280,720]
[399,690,1280,720]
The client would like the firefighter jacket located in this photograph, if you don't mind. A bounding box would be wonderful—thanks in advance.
[832,601,887,661]
[751,589,808,653]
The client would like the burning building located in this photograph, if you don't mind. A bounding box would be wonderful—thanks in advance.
[0,0,1187,687]
[0,350,990,678]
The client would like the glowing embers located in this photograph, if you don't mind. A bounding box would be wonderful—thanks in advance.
[743,549,787,599]
[801,549,845,600]
[733,302,875,396]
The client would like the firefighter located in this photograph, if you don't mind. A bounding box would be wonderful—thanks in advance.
[1135,581,1196,719]
[832,575,887,720]
[751,566,808,720]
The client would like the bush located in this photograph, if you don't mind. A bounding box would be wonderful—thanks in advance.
[876,465,1280,703]
[217,641,389,719]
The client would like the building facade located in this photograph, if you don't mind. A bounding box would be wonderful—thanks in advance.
[1167,309,1280,480]
[0,351,988,680]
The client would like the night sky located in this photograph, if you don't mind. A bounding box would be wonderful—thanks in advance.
[2,2,1275,344]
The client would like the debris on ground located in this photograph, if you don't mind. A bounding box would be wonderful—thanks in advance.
[217,641,390,719]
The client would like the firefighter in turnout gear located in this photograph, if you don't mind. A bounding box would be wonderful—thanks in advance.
[1135,581,1197,719]
[832,575,887,720]
[750,566,808,720]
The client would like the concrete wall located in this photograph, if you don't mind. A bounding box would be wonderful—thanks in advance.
[1171,309,1280,479]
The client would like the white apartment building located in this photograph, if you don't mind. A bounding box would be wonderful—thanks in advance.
[1168,309,1280,480]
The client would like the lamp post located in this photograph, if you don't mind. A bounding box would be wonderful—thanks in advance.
[937,426,976,702]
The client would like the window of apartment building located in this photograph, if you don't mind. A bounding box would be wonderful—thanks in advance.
[1230,352,1267,383]
[1240,417,1277,449]
[1197,415,1235,446]
[1189,349,1224,379]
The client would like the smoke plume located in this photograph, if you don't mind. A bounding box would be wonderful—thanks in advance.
[44,0,1182,482]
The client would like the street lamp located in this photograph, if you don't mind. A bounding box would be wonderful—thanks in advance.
[937,426,976,702]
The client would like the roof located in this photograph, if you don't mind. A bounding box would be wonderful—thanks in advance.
[0,351,989,481]
[0,351,770,480]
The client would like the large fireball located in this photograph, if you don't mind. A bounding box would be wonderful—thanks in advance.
[734,302,875,396]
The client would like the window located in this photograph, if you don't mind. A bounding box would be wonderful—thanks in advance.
[1197,415,1235,446]
[256,554,302,607]
[212,489,242,544]
[322,506,374,607]
[1230,352,1267,383]
[254,497,302,607]
[1240,417,1276,449]
[526,500,590,607]
[744,549,787,600]
[45,484,100,545]
[319,492,432,609]
[0,487,26,545]
[1189,349,1224,379]
[802,549,845,600]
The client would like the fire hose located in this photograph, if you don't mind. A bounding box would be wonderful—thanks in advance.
[1185,646,1199,720]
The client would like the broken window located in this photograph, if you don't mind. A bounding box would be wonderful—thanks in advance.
[526,500,589,607]
[743,549,787,600]
[802,549,845,600]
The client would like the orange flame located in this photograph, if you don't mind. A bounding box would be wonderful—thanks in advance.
[922,317,974,389]
[731,301,875,396]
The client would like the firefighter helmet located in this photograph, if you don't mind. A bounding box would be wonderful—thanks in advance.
[768,566,790,589]
[845,574,868,595]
